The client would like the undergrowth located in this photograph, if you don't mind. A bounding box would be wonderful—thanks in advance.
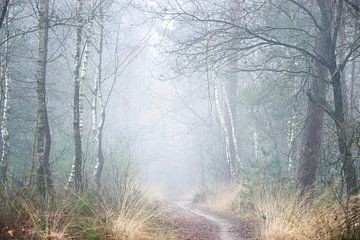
[194,182,360,240]
[0,182,178,240]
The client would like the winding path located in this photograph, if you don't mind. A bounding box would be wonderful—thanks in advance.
[171,200,245,240]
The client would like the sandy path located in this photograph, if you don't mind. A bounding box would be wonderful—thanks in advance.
[170,200,244,240]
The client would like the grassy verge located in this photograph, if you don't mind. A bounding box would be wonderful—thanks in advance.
[193,182,359,240]
[0,182,178,240]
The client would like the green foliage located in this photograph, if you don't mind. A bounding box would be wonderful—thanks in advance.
[77,193,96,216]
[72,217,99,240]
[244,153,289,186]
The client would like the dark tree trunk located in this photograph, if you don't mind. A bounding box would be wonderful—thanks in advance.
[297,72,326,195]
[0,0,10,30]
[329,66,358,195]
[297,0,330,195]
[319,0,358,195]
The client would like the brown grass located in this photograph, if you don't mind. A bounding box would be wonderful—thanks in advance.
[194,183,360,240]
[0,182,178,240]
[111,182,177,240]
[197,182,243,215]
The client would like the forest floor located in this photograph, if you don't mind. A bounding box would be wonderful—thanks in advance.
[170,201,248,240]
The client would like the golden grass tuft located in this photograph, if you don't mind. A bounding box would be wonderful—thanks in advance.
[194,182,360,240]
[197,182,243,215]
[111,182,177,240]
[252,188,359,240]
[0,182,178,240]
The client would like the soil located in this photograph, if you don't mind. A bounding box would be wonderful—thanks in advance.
[170,201,248,240]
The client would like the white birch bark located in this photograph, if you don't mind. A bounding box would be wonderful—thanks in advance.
[253,129,259,160]
[214,80,235,179]
[0,7,10,182]
[221,80,241,170]
[0,55,10,182]
[93,3,105,187]
[79,0,94,137]
[67,0,83,192]
[286,113,296,177]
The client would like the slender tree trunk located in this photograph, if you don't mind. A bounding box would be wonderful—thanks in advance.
[223,80,241,173]
[0,0,10,30]
[326,0,357,195]
[287,112,296,178]
[35,0,51,195]
[73,0,83,192]
[93,5,105,188]
[1,57,10,183]
[0,56,4,183]
[253,129,259,161]
[214,80,235,179]
[228,0,241,175]
[349,17,359,120]
[0,9,10,183]
[329,66,358,195]
[79,0,93,137]
[94,104,105,188]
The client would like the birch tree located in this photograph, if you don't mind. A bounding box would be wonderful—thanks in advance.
[93,2,105,188]
[214,78,236,179]
[71,0,83,192]
[91,0,142,188]
[160,0,359,195]
[0,6,10,183]
[35,0,51,195]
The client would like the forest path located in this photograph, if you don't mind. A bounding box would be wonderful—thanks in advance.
[170,200,245,240]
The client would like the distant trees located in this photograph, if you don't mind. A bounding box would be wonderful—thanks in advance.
[0,0,145,200]
[151,0,359,195]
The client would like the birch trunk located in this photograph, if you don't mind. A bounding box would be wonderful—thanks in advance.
[35,0,51,195]
[79,0,94,137]
[0,7,10,183]
[287,111,296,178]
[93,4,105,188]
[0,48,10,183]
[222,80,241,171]
[214,80,235,179]
[253,129,259,161]
[72,0,83,192]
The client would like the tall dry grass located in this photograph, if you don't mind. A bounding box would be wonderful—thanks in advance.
[111,181,177,240]
[193,182,245,216]
[194,182,360,240]
[252,188,359,240]
[0,182,178,240]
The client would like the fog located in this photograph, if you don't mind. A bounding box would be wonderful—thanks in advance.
[1,1,359,239]
[101,9,209,199]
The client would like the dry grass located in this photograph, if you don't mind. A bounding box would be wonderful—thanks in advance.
[252,188,359,240]
[195,182,244,215]
[0,182,178,240]
[194,183,360,240]
[111,182,177,240]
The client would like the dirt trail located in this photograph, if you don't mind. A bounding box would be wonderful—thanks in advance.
[170,200,244,240]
